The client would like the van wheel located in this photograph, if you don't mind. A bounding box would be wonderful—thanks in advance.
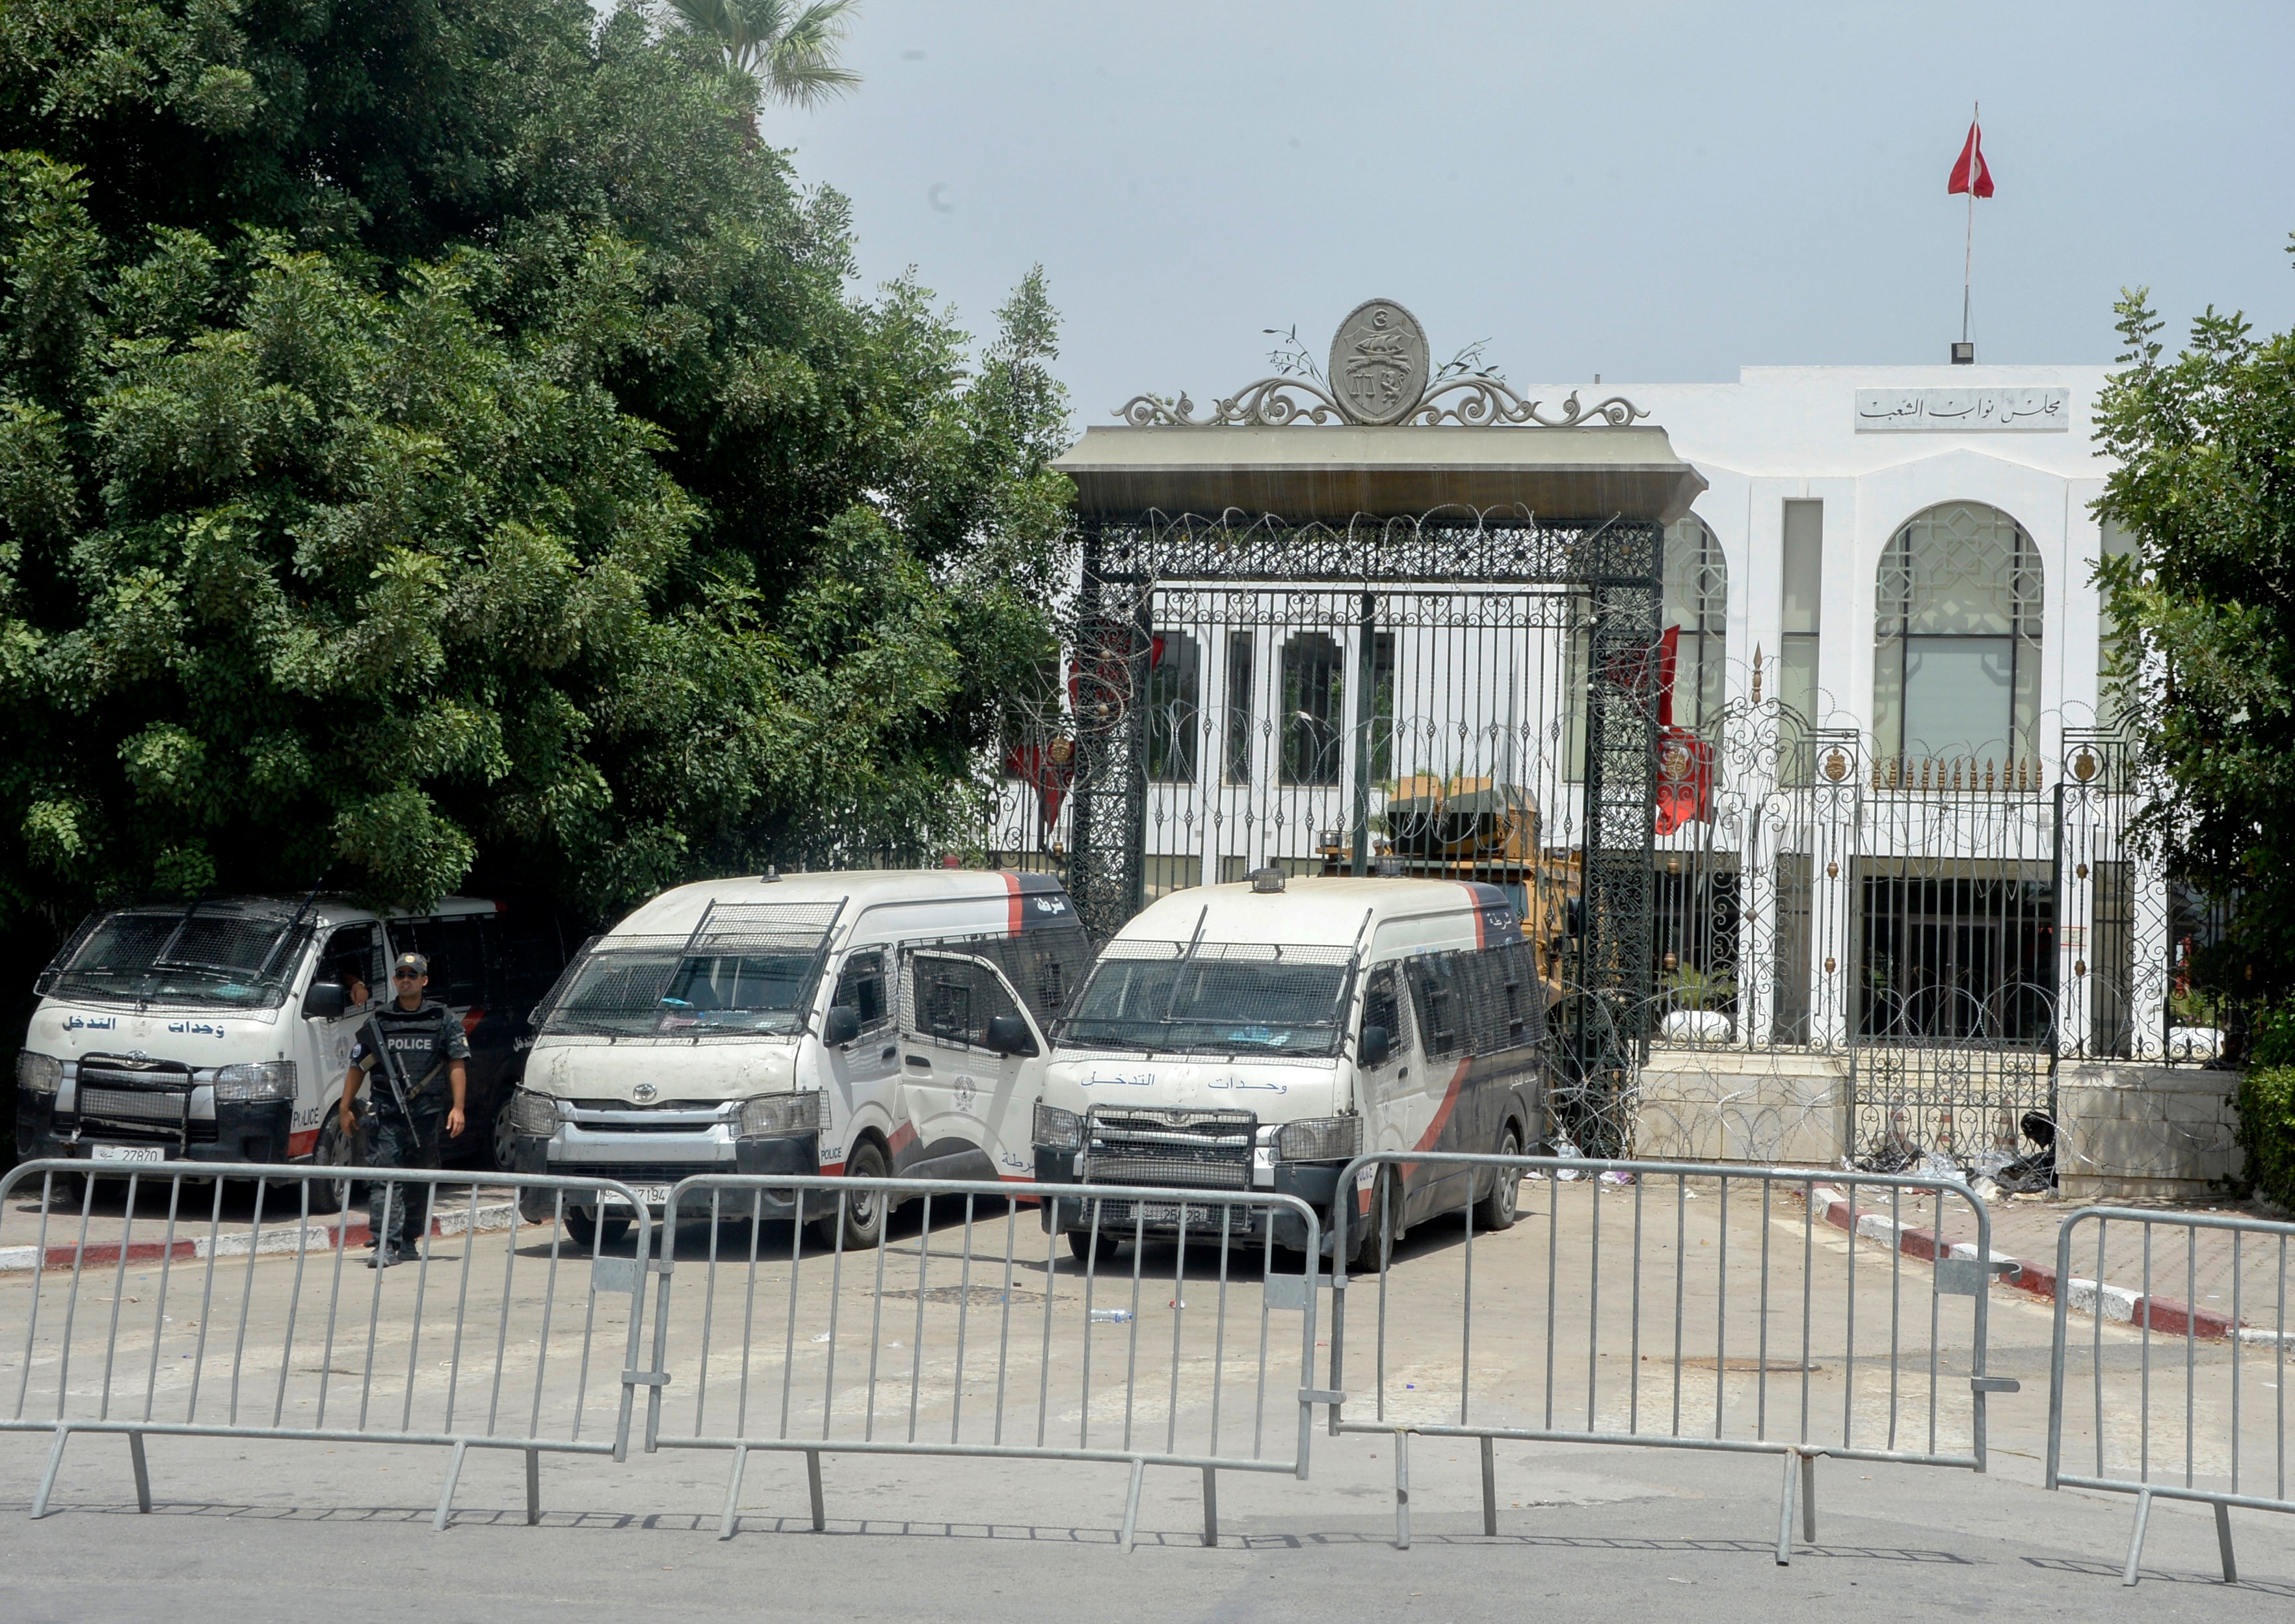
[1476,1125,1522,1233]
[565,1209,631,1252]
[308,1115,358,1214]
[816,1139,888,1251]
[1066,1227,1104,1266]
[1351,1171,1396,1274]
[488,1097,520,1173]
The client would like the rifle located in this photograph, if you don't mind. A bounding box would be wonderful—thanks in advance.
[361,1011,416,1122]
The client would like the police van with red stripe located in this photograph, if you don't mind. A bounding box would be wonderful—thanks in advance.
[1031,873,1548,1267]
[509,869,1092,1249]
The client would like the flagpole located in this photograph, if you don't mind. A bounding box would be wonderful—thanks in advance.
[1961,100,1978,347]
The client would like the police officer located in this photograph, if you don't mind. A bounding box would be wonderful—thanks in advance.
[339,952,469,1268]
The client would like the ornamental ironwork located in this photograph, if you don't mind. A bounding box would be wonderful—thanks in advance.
[1112,297,1649,430]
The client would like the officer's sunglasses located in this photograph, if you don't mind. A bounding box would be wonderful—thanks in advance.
[392,970,423,981]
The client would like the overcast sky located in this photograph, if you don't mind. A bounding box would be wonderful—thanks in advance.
[770,2,2295,420]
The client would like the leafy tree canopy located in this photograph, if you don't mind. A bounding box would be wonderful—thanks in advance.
[2095,256,2295,1001]
[0,0,1072,942]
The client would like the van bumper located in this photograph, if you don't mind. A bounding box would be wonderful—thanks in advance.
[523,1129,824,1219]
[15,1091,290,1168]
[1029,1144,1341,1254]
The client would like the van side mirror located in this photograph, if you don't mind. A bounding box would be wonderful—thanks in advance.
[302,981,350,1020]
[983,1013,1037,1057]
[822,1004,862,1046]
[1359,1024,1392,1068]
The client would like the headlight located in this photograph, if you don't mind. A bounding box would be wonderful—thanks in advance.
[16,1052,62,1096]
[1033,1101,1084,1152]
[509,1088,560,1136]
[211,1061,295,1103]
[737,1090,825,1139]
[1275,1114,1362,1162]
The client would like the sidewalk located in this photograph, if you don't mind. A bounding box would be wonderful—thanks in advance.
[1,1174,530,1272]
[1807,1184,2294,1341]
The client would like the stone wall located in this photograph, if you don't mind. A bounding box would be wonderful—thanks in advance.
[1632,1046,1849,1168]
[2056,1063,2242,1201]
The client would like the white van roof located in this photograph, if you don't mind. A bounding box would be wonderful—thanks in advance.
[604,868,1071,942]
[1113,877,1521,952]
[101,894,507,932]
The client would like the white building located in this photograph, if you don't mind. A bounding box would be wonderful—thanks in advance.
[1591,364,2122,762]
[1007,352,2225,1192]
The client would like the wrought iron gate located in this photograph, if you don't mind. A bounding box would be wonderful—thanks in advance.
[998,510,1664,1147]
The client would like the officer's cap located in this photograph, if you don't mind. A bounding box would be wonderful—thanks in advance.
[392,952,430,976]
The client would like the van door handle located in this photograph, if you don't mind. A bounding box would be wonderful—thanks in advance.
[1397,1068,1409,1081]
[880,1045,899,1062]
[905,1055,931,1069]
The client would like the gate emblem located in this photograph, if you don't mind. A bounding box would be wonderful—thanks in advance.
[1327,299,1429,425]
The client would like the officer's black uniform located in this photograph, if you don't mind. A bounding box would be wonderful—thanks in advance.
[353,994,470,1258]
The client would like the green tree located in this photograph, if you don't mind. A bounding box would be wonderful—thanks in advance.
[663,0,860,125]
[2093,257,2295,1005]
[0,0,1070,948]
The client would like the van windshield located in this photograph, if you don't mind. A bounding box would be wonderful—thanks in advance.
[535,902,841,1041]
[43,902,313,1009]
[1055,942,1355,1058]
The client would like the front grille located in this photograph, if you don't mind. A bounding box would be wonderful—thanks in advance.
[570,1098,727,1112]
[73,1058,193,1145]
[568,1117,724,1135]
[1083,1106,1254,1191]
[79,1086,189,1125]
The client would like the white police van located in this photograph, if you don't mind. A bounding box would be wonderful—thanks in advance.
[1031,873,1548,1266]
[507,868,1093,1248]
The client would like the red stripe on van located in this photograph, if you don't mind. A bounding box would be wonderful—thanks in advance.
[288,1128,320,1158]
[1000,869,1024,935]
[1363,1056,1474,1213]
[1457,883,1488,948]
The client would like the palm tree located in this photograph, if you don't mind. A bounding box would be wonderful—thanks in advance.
[666,0,862,115]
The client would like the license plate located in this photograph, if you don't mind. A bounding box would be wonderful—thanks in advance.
[1141,1203,1215,1227]
[602,1184,673,1208]
[89,1145,165,1165]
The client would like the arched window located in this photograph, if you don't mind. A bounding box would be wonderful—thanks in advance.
[1280,632,1345,786]
[1663,516,1728,732]
[1873,502,2043,765]
[1145,631,1201,784]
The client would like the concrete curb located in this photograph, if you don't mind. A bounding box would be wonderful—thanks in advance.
[0,1197,529,1274]
[1805,1186,2245,1340]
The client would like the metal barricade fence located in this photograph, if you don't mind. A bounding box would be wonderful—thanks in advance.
[2045,1206,2294,1586]
[0,1159,654,1528]
[640,1175,1323,1549]
[1329,1152,2017,1558]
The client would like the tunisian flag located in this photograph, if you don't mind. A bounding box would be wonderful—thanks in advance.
[1948,120,1995,197]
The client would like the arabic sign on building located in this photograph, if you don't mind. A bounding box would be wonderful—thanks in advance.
[1853,387,2069,432]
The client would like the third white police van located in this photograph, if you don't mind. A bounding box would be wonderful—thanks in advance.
[507,868,1092,1247]
[1030,873,1549,1267]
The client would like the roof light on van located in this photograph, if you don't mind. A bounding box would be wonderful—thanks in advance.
[762,866,780,883]
[1250,867,1286,894]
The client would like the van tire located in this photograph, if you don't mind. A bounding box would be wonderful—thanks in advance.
[488,1097,520,1173]
[1476,1125,1522,1233]
[308,1115,359,1214]
[816,1138,888,1252]
[1351,1171,1396,1273]
[566,1208,631,1251]
[1066,1227,1102,1266]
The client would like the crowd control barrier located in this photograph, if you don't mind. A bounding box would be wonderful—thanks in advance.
[0,1159,654,1528]
[639,1174,1323,1549]
[2045,1206,2295,1585]
[1329,1152,2017,1560]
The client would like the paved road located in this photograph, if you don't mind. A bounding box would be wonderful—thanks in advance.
[3,1177,2291,1620]
[4,1411,2288,1622]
